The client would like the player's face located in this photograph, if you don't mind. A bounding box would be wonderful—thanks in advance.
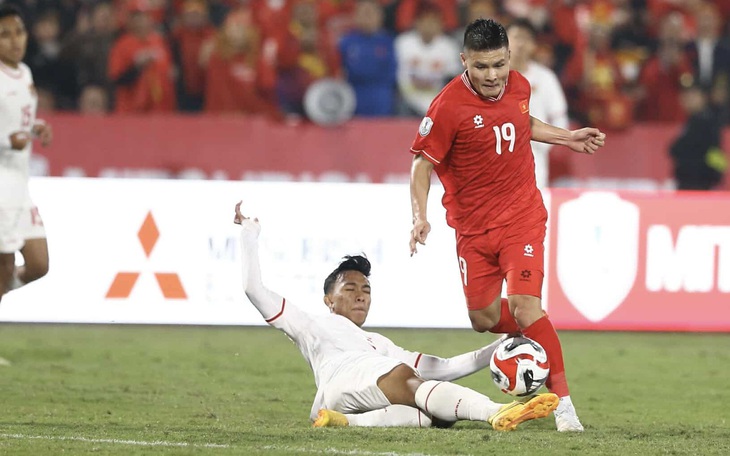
[0,15,27,67]
[506,27,535,63]
[461,47,510,98]
[326,270,372,327]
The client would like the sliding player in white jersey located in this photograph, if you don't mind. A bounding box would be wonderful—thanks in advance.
[234,202,558,429]
[0,5,53,302]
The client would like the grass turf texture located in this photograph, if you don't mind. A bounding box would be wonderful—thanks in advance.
[0,325,728,455]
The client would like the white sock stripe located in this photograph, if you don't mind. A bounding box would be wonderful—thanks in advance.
[422,381,444,414]
[454,398,462,420]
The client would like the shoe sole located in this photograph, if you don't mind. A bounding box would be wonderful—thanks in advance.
[493,393,559,431]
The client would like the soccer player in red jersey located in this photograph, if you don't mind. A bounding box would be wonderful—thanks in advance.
[408,18,606,432]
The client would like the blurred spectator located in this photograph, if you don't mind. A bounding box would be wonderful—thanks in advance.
[251,0,292,39]
[276,0,341,116]
[108,2,176,112]
[338,0,397,116]
[669,83,727,190]
[636,12,694,122]
[78,85,111,115]
[549,0,584,75]
[686,2,729,89]
[507,18,568,189]
[395,2,461,116]
[563,24,632,129]
[115,0,168,28]
[171,0,217,111]
[453,0,500,45]
[26,9,74,109]
[36,87,56,113]
[395,0,459,33]
[7,0,80,36]
[200,8,279,116]
[610,0,652,85]
[60,1,116,109]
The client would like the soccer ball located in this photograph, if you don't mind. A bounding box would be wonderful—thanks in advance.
[489,336,550,397]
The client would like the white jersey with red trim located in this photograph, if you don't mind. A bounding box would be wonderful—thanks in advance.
[0,61,37,205]
[265,298,422,391]
[238,220,494,418]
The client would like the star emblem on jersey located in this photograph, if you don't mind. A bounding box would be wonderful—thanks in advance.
[524,244,534,257]
[519,99,529,114]
[521,270,532,279]
[473,115,484,128]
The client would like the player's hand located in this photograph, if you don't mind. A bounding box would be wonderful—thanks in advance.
[567,128,606,154]
[234,201,261,237]
[410,218,431,256]
[9,131,30,150]
[32,122,53,147]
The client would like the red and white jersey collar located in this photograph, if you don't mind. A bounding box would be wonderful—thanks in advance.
[0,60,23,79]
[461,70,507,101]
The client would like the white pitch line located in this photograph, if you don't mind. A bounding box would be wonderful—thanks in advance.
[262,445,433,456]
[0,433,230,448]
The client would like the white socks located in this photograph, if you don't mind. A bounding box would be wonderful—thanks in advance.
[346,405,432,427]
[414,380,502,423]
[555,395,575,414]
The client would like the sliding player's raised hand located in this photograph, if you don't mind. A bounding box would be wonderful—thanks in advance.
[234,201,260,238]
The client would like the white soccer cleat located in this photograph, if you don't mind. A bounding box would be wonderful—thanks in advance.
[554,398,584,432]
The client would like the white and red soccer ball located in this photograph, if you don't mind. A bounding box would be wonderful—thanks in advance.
[489,336,550,397]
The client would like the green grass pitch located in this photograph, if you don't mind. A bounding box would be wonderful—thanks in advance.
[0,324,728,455]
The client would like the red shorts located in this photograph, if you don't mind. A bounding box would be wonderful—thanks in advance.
[455,217,546,310]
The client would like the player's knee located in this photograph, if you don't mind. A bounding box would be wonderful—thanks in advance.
[468,313,499,333]
[509,296,543,327]
[0,256,14,278]
[25,261,49,282]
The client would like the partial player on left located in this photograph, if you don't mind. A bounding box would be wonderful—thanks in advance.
[0,5,53,302]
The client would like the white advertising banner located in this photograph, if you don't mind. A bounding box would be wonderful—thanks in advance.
[2,178,475,328]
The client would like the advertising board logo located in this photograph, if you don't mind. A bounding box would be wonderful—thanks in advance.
[556,193,639,322]
[106,212,187,299]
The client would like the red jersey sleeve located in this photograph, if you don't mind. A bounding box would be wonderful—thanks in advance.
[409,95,459,165]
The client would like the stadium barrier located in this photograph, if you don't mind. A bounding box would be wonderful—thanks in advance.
[35,114,730,190]
[2,178,728,332]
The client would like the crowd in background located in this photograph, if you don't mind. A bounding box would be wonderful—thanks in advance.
[7,0,730,128]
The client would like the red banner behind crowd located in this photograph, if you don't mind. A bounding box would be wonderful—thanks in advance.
[39,114,730,189]
[546,189,730,331]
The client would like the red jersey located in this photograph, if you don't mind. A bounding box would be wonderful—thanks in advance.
[410,70,545,235]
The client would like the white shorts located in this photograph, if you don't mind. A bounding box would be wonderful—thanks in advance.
[316,352,401,418]
[0,202,46,254]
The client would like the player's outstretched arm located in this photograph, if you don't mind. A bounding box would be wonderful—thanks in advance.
[409,155,434,256]
[234,201,287,321]
[414,336,503,382]
[529,116,606,154]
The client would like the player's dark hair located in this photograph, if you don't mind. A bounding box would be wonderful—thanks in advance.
[323,255,371,294]
[506,18,537,39]
[0,4,23,21]
[463,18,508,52]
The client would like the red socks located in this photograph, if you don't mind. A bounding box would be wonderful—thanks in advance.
[523,316,569,397]
[488,298,521,335]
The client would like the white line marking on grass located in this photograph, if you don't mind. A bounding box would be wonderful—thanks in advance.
[0,433,230,448]
[262,445,433,456]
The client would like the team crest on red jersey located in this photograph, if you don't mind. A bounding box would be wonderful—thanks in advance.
[419,116,433,136]
[519,100,529,114]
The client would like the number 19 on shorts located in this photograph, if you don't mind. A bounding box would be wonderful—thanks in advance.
[458,256,467,286]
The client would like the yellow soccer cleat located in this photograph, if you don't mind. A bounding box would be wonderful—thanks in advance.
[488,393,559,431]
[313,409,349,428]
